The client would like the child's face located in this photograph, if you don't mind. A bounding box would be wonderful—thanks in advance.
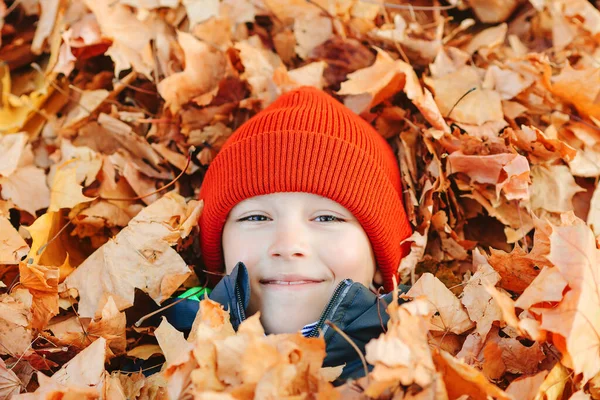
[222,192,377,334]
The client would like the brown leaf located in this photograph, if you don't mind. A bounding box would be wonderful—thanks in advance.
[0,216,29,264]
[157,31,226,113]
[432,348,512,400]
[405,273,475,334]
[505,370,548,400]
[540,223,600,383]
[62,192,192,318]
[461,251,502,338]
[446,151,530,201]
[0,352,24,397]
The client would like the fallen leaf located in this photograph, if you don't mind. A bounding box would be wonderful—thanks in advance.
[0,294,33,356]
[534,362,569,400]
[0,216,29,264]
[530,164,585,213]
[461,251,502,338]
[0,358,23,398]
[405,273,475,335]
[426,65,504,125]
[126,344,163,360]
[432,348,511,400]
[448,151,530,201]
[541,223,600,383]
[157,31,226,113]
[505,370,548,400]
[514,266,567,310]
[464,23,507,55]
[0,165,50,216]
[544,63,600,120]
[54,337,107,387]
[294,15,332,59]
[48,166,96,212]
[62,192,192,317]
[155,317,193,369]
[19,261,59,330]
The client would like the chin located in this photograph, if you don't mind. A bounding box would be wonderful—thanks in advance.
[259,303,321,332]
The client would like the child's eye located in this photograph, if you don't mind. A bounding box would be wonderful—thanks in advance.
[238,215,269,222]
[315,215,345,223]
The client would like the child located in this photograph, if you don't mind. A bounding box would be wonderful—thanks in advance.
[167,86,413,385]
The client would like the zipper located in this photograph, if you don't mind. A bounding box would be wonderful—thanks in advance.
[234,283,246,323]
[306,279,352,338]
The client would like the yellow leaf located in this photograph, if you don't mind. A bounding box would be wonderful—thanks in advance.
[49,166,96,212]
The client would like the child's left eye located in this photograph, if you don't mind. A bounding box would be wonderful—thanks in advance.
[315,215,345,223]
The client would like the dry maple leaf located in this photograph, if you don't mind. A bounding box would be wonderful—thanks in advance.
[446,151,530,201]
[363,298,438,397]
[337,47,415,116]
[19,261,59,331]
[157,30,227,113]
[405,272,474,335]
[15,338,107,399]
[432,348,511,400]
[49,296,127,359]
[460,251,502,338]
[62,192,192,318]
[540,223,600,384]
[48,166,97,212]
[544,63,600,120]
[0,165,50,217]
[0,132,28,177]
[530,164,585,213]
[504,369,548,400]
[155,317,194,371]
[514,266,568,310]
[0,358,23,398]
[83,0,157,78]
[426,65,504,126]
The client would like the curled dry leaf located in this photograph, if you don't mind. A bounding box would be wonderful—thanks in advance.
[432,348,512,400]
[446,151,530,201]
[365,298,437,397]
[405,272,474,335]
[460,252,502,338]
[157,31,227,113]
[49,296,127,359]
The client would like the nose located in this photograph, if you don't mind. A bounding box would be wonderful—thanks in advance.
[268,222,309,260]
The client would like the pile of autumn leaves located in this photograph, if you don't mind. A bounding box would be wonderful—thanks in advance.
[4,0,600,398]
[5,208,598,399]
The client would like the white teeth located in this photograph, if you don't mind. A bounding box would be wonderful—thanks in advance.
[265,281,315,285]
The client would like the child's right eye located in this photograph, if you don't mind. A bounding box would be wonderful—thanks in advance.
[238,215,269,222]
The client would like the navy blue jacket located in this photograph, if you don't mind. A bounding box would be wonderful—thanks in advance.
[163,262,409,386]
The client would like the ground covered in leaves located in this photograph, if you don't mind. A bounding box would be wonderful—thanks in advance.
[1,0,600,398]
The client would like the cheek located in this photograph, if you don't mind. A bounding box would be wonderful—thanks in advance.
[319,230,375,284]
[222,225,264,273]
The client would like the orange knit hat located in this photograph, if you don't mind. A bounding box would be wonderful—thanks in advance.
[198,86,412,292]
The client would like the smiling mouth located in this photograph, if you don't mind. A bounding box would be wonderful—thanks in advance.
[260,280,324,286]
